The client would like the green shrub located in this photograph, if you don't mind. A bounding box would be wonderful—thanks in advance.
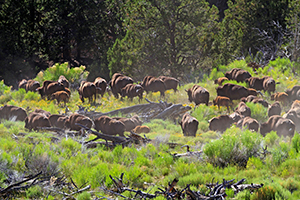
[35,62,89,86]
[77,192,91,200]
[245,102,268,124]
[204,129,263,168]
[271,142,291,166]
[26,185,43,199]
[292,133,300,153]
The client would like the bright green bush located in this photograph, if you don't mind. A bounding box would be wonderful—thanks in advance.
[35,62,89,85]
[204,129,263,168]
[26,185,43,199]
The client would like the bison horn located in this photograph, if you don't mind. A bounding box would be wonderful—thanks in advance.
[184,89,188,92]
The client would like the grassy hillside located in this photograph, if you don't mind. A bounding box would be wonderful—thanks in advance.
[0,58,300,199]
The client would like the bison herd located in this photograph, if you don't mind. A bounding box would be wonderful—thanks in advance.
[1,67,299,139]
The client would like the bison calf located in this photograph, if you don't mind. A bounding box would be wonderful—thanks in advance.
[51,91,70,106]
[132,125,151,134]
[213,96,233,112]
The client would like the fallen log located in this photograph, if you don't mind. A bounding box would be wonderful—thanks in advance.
[77,98,191,122]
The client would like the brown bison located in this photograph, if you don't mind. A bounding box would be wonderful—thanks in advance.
[179,113,199,137]
[121,84,144,101]
[260,115,295,137]
[25,112,51,131]
[51,91,70,105]
[216,83,259,101]
[94,115,126,136]
[78,81,101,103]
[186,85,209,106]
[64,113,93,131]
[229,112,243,123]
[290,100,300,110]
[235,102,251,117]
[158,76,179,92]
[109,73,134,99]
[245,77,265,91]
[33,109,51,117]
[285,85,300,102]
[271,92,289,106]
[268,101,281,117]
[112,115,143,132]
[58,75,69,88]
[262,76,276,94]
[225,68,251,82]
[0,105,27,121]
[132,125,151,134]
[141,76,166,98]
[48,114,66,127]
[209,115,234,133]
[283,107,300,133]
[214,77,228,86]
[213,96,233,112]
[37,80,65,100]
[242,95,269,108]
[18,79,28,90]
[19,79,40,92]
[236,116,259,132]
[94,77,107,97]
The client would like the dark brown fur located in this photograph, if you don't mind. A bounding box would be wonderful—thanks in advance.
[179,113,199,137]
[158,76,179,92]
[235,102,251,117]
[0,105,27,121]
[186,85,209,106]
[94,77,107,97]
[94,115,126,136]
[209,115,234,133]
[64,113,93,131]
[268,101,281,117]
[260,115,295,137]
[121,84,144,101]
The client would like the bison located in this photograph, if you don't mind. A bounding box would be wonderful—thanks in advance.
[58,75,69,88]
[25,112,51,131]
[141,76,166,98]
[216,83,259,101]
[262,76,276,94]
[64,113,93,131]
[213,96,233,112]
[235,102,251,117]
[236,116,259,132]
[112,115,142,132]
[186,85,209,106]
[214,77,228,86]
[94,77,107,97]
[260,115,295,138]
[109,73,134,99]
[0,105,27,121]
[179,113,199,137]
[78,81,101,103]
[48,114,65,127]
[271,92,289,106]
[132,125,151,134]
[121,84,144,101]
[158,76,179,92]
[51,91,70,106]
[245,77,265,91]
[19,79,40,92]
[94,115,126,136]
[285,85,300,102]
[283,107,300,133]
[268,101,281,117]
[225,68,251,82]
[209,115,234,133]
[36,80,65,100]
